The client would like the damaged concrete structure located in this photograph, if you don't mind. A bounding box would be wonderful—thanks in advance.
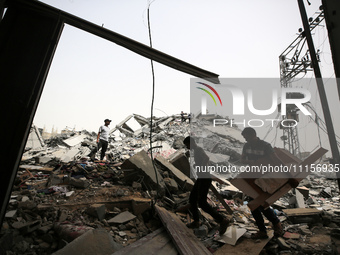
[1,0,340,254]
[1,114,340,254]
[0,0,220,230]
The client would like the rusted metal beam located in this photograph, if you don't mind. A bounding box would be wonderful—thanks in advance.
[155,205,212,255]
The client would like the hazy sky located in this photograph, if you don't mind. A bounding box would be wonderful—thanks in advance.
[33,0,339,154]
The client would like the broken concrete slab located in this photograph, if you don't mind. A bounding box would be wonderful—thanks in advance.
[25,125,45,150]
[35,155,54,164]
[69,177,89,189]
[86,204,106,221]
[283,208,322,224]
[277,237,290,250]
[214,230,274,255]
[108,211,136,224]
[155,156,194,191]
[19,220,41,234]
[205,151,230,165]
[53,228,122,255]
[283,232,300,239]
[131,200,151,216]
[216,225,246,245]
[168,150,192,179]
[296,186,309,199]
[121,150,165,192]
[163,177,179,192]
[295,189,306,208]
[62,134,87,147]
[5,210,17,218]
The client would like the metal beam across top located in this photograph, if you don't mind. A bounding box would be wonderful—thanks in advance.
[0,0,220,226]
[5,0,220,84]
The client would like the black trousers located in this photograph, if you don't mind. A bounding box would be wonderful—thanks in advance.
[189,178,224,223]
[90,139,108,160]
[251,203,280,232]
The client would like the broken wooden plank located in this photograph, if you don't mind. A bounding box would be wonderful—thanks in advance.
[214,230,273,255]
[209,184,233,215]
[232,147,327,211]
[282,208,321,217]
[19,165,54,172]
[155,205,212,255]
[113,228,177,255]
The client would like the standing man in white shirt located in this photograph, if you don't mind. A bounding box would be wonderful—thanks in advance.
[91,119,111,161]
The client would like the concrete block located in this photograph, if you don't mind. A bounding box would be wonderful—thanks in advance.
[53,228,122,255]
[132,200,151,216]
[121,150,165,192]
[69,177,89,189]
[155,156,194,191]
[194,225,208,237]
[277,237,290,250]
[168,151,191,179]
[108,211,136,225]
[19,220,41,234]
[132,182,142,190]
[163,178,179,192]
[86,204,106,221]
[295,189,306,208]
[5,210,17,218]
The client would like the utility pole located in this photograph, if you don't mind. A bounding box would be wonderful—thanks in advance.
[297,0,340,189]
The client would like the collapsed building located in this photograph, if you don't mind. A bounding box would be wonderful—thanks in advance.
[1,0,340,254]
[0,114,339,255]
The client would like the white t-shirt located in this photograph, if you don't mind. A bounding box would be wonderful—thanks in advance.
[99,125,110,141]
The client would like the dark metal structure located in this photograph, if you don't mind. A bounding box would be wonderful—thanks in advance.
[279,8,324,157]
[323,0,340,100]
[0,0,220,225]
[297,0,340,188]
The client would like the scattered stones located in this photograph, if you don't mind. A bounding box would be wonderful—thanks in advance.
[1,114,339,255]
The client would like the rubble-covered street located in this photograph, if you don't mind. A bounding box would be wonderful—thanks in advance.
[1,114,340,255]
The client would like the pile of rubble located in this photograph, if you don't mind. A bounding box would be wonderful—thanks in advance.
[1,113,340,255]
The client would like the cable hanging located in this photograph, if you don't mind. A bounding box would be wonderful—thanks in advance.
[146,0,160,199]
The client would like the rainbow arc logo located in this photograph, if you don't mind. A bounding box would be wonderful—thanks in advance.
[196,82,223,106]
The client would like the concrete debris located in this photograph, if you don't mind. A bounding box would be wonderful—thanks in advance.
[216,225,247,245]
[1,114,340,255]
[108,211,136,224]
[112,227,177,255]
[155,156,194,191]
[25,125,45,150]
[53,228,122,255]
[86,204,106,221]
[120,150,166,193]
